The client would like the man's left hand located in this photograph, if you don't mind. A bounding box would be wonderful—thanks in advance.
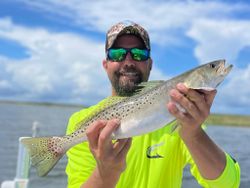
[167,83,217,139]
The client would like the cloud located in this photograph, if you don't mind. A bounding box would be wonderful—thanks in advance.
[0,17,167,104]
[0,17,108,104]
[19,0,250,47]
[213,64,250,114]
[186,18,250,114]
[1,1,250,114]
[187,19,250,63]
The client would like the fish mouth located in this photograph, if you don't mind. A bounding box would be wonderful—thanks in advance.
[216,60,233,75]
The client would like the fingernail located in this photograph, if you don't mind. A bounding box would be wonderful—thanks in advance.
[177,83,186,90]
[170,89,177,97]
[167,102,177,113]
[113,119,120,125]
[101,119,107,124]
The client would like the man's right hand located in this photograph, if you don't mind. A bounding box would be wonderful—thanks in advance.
[84,119,132,187]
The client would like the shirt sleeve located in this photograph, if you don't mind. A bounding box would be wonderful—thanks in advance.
[65,110,96,188]
[189,152,241,188]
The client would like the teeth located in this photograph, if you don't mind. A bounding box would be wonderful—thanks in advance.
[123,72,137,76]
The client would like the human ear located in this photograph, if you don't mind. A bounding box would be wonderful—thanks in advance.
[102,59,108,71]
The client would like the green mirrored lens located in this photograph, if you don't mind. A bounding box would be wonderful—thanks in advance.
[107,48,150,62]
[131,48,149,61]
[108,48,126,61]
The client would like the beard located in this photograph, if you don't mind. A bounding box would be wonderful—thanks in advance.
[111,67,144,96]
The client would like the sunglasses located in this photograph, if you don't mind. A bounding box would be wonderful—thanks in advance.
[107,48,150,62]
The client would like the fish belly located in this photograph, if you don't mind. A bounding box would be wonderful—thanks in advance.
[113,104,174,139]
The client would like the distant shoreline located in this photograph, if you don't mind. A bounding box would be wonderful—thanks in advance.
[0,100,85,108]
[205,114,250,127]
[0,100,249,127]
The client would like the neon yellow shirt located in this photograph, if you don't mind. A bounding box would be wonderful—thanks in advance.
[66,98,240,188]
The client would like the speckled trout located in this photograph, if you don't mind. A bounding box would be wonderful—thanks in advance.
[21,59,232,177]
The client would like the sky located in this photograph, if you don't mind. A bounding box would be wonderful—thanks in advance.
[0,0,250,115]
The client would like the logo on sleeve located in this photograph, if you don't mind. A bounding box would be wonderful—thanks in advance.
[146,142,164,159]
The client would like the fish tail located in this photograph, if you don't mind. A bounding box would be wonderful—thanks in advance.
[21,136,68,177]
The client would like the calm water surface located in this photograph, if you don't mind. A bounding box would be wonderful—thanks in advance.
[0,103,249,187]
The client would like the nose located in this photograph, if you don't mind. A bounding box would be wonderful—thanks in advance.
[123,52,136,67]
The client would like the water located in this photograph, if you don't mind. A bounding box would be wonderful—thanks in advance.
[0,103,80,187]
[0,103,249,187]
[182,125,250,188]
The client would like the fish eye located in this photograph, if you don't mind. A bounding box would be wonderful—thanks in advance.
[210,63,216,68]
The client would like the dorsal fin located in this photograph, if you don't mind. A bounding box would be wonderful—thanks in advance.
[98,96,127,108]
[74,96,127,130]
[133,80,165,95]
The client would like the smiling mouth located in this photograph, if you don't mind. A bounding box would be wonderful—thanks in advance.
[121,72,138,77]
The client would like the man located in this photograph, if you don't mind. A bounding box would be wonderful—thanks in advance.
[66,21,240,188]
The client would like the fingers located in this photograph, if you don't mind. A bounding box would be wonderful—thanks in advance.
[86,120,107,149]
[98,119,120,152]
[202,89,217,108]
[86,119,131,174]
[167,101,192,123]
[176,83,207,112]
[117,138,132,160]
[168,83,217,122]
[113,138,132,156]
[177,83,217,107]
[169,89,200,119]
[86,119,131,157]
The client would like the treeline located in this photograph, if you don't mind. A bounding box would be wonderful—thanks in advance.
[206,114,250,127]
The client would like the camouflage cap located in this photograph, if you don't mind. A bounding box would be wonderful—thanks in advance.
[105,20,150,51]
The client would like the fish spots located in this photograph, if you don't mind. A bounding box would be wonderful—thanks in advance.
[47,137,64,156]
[82,85,163,127]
